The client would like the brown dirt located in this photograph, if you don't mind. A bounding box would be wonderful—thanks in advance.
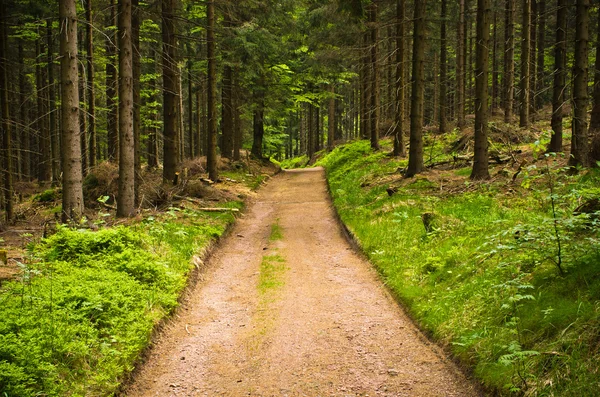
[126,168,480,397]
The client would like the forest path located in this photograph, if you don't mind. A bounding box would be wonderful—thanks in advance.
[126,168,479,397]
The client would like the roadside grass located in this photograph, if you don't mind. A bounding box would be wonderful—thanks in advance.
[317,138,600,396]
[0,192,247,396]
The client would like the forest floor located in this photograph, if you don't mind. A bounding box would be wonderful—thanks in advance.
[125,167,480,397]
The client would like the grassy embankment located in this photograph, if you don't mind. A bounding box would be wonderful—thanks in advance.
[0,171,263,396]
[284,136,600,396]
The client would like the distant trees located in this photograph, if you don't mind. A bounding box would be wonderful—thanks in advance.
[4,0,600,222]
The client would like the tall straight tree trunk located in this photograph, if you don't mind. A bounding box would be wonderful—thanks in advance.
[222,64,233,159]
[132,0,141,205]
[0,0,13,222]
[162,0,180,182]
[37,32,52,182]
[59,0,84,223]
[360,32,370,140]
[252,90,265,159]
[369,2,379,150]
[519,0,530,127]
[187,59,194,158]
[529,0,537,116]
[221,10,233,159]
[106,0,118,162]
[47,21,60,183]
[86,0,96,169]
[147,59,158,168]
[328,84,335,151]
[536,0,545,110]
[233,69,242,161]
[548,0,567,152]
[206,0,218,180]
[439,0,448,133]
[471,0,491,180]
[491,7,499,113]
[195,83,202,157]
[393,0,406,156]
[457,0,466,129]
[406,0,426,177]
[117,0,135,217]
[589,5,600,133]
[570,0,590,168]
[504,0,515,122]
[18,41,30,181]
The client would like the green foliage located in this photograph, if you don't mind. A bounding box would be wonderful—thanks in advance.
[0,208,237,396]
[321,139,600,396]
[33,189,58,203]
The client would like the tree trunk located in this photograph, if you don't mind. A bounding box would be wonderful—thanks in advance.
[162,0,180,182]
[439,0,448,133]
[117,0,135,217]
[504,0,515,122]
[570,0,590,168]
[132,0,141,205]
[519,0,530,128]
[529,0,537,117]
[548,0,567,153]
[147,55,158,168]
[233,69,242,161]
[360,32,370,140]
[536,0,545,110]
[369,2,379,150]
[207,0,218,180]
[589,2,600,132]
[393,0,406,156]
[86,0,96,169]
[0,0,13,222]
[471,0,491,180]
[406,0,426,177]
[36,32,52,182]
[59,0,84,223]
[106,0,118,162]
[491,7,499,114]
[47,21,60,183]
[328,84,335,151]
[251,90,265,160]
[457,0,466,129]
[187,58,194,158]
[222,64,234,159]
[18,40,30,181]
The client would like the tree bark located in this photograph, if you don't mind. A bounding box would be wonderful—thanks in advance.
[59,0,84,223]
[18,40,30,181]
[86,0,96,169]
[162,0,180,182]
[570,0,590,168]
[457,0,466,129]
[439,0,448,133]
[406,0,426,177]
[0,0,13,222]
[117,0,135,217]
[504,0,515,122]
[536,0,545,110]
[106,0,118,162]
[328,84,335,151]
[47,21,60,183]
[369,2,379,150]
[36,31,52,182]
[519,0,530,127]
[393,0,406,156]
[589,3,600,132]
[251,90,265,160]
[207,0,218,180]
[233,69,242,161]
[132,0,141,206]
[471,0,491,180]
[548,0,566,152]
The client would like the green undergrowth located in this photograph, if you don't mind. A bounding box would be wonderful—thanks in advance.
[0,206,239,396]
[318,139,600,396]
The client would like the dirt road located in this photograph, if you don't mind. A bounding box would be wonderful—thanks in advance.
[126,168,479,397]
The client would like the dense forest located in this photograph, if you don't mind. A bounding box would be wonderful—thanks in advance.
[2,0,600,395]
[1,0,599,223]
